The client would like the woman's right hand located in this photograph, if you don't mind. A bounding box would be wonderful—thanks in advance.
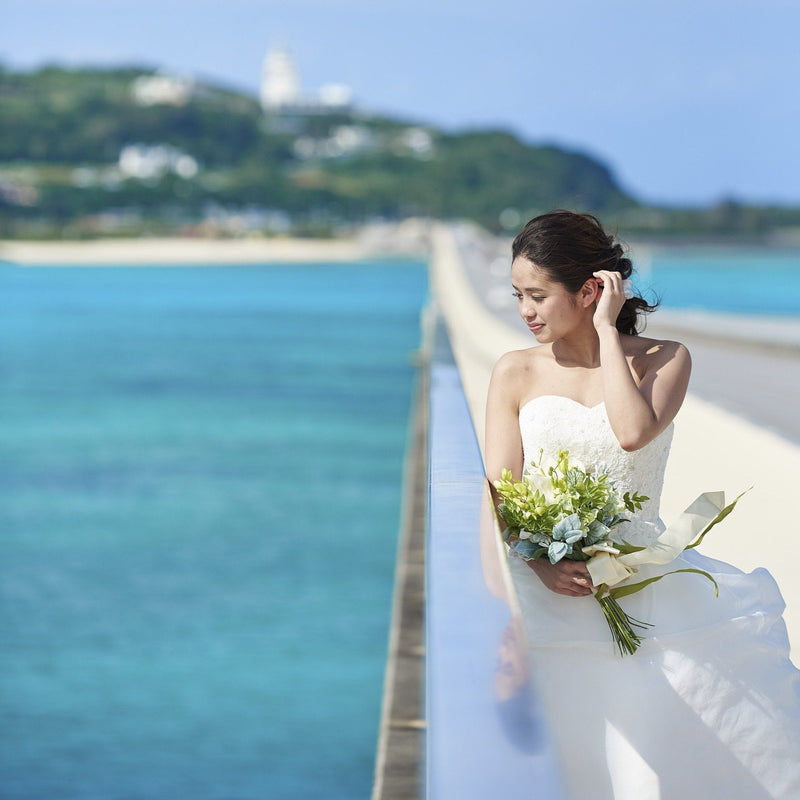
[528,559,595,597]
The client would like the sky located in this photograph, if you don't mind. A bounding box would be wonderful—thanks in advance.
[3,0,799,207]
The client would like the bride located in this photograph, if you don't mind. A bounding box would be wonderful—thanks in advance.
[484,211,800,799]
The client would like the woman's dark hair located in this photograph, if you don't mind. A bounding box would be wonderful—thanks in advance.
[511,210,657,335]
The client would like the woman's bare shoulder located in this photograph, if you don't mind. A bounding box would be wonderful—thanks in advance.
[488,348,550,412]
[491,346,550,383]
[624,334,691,364]
[623,335,692,388]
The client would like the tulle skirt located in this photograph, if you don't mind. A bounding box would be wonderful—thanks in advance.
[508,549,800,799]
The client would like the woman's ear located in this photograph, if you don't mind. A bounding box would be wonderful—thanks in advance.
[579,277,600,307]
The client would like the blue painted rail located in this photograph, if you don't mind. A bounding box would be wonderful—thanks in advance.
[425,314,564,799]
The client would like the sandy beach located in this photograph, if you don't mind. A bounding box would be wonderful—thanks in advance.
[0,236,367,266]
[0,221,432,266]
[430,223,800,657]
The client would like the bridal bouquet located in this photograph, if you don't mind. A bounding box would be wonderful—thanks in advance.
[494,450,650,655]
[494,450,744,656]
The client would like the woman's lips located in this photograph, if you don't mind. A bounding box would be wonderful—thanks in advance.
[527,322,544,333]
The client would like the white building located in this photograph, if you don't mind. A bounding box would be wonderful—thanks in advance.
[132,73,195,107]
[118,144,199,180]
[260,47,302,109]
[260,46,353,113]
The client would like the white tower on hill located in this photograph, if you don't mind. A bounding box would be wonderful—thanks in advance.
[261,47,301,110]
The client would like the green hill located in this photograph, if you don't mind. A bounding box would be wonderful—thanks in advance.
[0,65,636,238]
[2,65,799,241]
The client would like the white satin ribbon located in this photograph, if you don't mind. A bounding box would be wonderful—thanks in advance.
[585,492,726,587]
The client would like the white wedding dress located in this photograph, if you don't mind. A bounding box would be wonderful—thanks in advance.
[507,395,800,800]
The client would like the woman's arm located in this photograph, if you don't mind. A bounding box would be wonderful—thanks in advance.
[593,270,692,451]
[484,351,595,598]
[484,352,525,507]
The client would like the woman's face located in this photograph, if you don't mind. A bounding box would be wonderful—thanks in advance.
[510,257,584,342]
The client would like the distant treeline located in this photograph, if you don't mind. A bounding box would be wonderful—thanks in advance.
[1,65,799,240]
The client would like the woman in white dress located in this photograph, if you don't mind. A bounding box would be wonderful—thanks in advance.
[484,210,800,799]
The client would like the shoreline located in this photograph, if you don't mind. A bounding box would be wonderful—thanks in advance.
[6,232,798,337]
[0,222,433,266]
[0,236,368,266]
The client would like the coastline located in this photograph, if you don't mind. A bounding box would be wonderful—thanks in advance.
[0,222,432,266]
[0,236,368,266]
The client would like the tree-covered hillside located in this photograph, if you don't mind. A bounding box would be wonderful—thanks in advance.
[0,66,637,238]
[2,66,799,241]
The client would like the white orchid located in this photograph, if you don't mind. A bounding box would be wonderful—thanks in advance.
[525,469,559,505]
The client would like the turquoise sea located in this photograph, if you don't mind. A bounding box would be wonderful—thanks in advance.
[632,245,800,315]
[2,243,798,800]
[0,260,428,800]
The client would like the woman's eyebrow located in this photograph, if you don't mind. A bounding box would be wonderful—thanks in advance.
[512,282,547,292]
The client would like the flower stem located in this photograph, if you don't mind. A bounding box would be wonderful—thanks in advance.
[595,592,652,656]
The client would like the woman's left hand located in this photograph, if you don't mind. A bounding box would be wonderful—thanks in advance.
[592,270,627,331]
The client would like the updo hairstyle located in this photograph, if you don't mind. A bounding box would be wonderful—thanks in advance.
[511,210,656,335]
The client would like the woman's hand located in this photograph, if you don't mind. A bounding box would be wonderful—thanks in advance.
[592,270,627,331]
[528,558,595,597]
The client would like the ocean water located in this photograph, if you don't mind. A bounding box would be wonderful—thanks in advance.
[0,260,428,800]
[630,245,800,315]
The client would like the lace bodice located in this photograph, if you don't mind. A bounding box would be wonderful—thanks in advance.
[518,395,673,544]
